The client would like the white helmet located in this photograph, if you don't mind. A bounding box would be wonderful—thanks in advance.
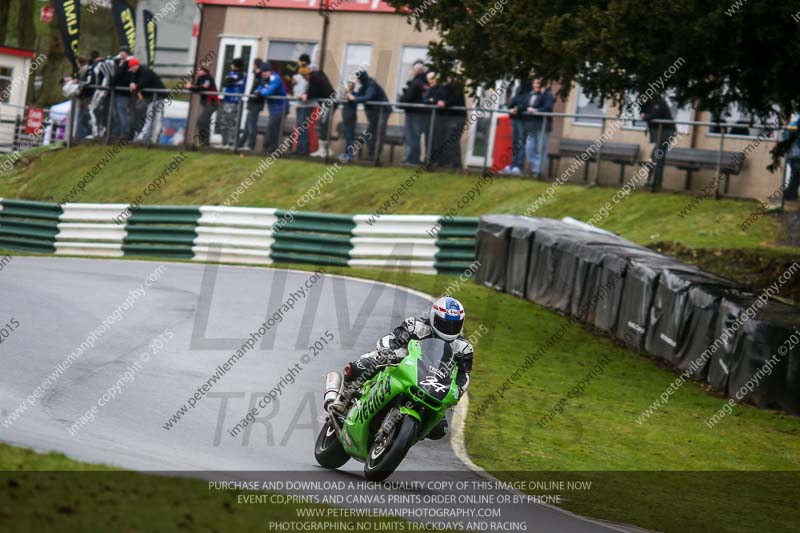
[430,296,465,342]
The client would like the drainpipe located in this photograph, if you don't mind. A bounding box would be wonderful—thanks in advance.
[318,0,331,71]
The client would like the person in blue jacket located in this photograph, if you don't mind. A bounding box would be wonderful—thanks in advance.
[522,79,555,177]
[220,58,247,148]
[258,62,289,154]
[348,70,391,160]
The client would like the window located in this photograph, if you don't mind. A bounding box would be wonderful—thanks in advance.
[573,85,607,126]
[0,67,12,103]
[709,105,778,139]
[623,92,693,135]
[266,40,318,64]
[395,45,429,98]
[341,44,372,88]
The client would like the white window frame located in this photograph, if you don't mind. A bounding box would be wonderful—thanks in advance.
[216,36,261,97]
[622,92,693,135]
[573,84,608,127]
[707,104,780,141]
[341,43,373,89]
[265,39,320,67]
[0,66,13,104]
[394,45,429,99]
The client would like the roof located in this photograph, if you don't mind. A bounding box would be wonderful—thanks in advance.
[195,0,397,13]
[0,46,36,59]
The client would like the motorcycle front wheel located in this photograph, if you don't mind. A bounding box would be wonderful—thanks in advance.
[364,415,418,482]
[314,419,350,469]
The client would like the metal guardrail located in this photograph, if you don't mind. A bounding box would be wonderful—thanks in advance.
[39,84,793,202]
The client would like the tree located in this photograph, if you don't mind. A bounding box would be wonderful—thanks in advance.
[0,0,11,45]
[386,0,800,163]
[16,0,35,49]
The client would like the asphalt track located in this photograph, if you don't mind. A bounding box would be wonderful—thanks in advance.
[0,257,638,532]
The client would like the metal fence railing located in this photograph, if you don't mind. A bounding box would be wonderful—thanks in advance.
[0,102,62,155]
[6,85,790,203]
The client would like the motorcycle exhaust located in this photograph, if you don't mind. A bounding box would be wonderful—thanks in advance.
[324,372,342,409]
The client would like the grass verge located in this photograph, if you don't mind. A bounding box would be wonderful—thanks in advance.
[0,442,434,533]
[0,143,785,251]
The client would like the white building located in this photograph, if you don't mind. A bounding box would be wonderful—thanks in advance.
[0,45,36,153]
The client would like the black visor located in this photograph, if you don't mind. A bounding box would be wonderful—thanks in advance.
[433,313,463,336]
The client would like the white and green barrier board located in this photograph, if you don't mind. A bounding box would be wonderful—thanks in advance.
[0,199,477,275]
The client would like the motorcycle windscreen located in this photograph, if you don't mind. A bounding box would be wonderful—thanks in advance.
[416,338,456,401]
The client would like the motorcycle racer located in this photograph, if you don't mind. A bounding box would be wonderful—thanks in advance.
[330,296,473,440]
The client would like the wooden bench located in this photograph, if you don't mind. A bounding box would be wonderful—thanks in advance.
[548,138,640,183]
[334,122,405,162]
[665,147,745,194]
[254,115,404,160]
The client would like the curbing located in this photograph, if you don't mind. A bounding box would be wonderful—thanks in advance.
[0,199,477,275]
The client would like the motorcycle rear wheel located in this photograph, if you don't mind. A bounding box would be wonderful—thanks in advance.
[314,419,350,469]
[364,415,418,482]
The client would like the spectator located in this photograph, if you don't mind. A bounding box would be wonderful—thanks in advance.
[442,76,467,169]
[399,60,429,165]
[128,57,166,143]
[298,54,336,158]
[523,79,555,178]
[189,65,220,147]
[422,71,447,167]
[785,119,800,205]
[501,81,531,175]
[110,46,132,139]
[292,66,311,155]
[258,62,289,154]
[340,81,358,162]
[239,59,264,151]
[75,57,92,141]
[350,70,391,161]
[220,58,247,148]
[640,96,676,191]
[89,53,114,139]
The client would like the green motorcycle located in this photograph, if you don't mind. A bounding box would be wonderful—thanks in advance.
[315,338,461,481]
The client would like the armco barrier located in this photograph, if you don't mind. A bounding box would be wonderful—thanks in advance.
[475,214,800,415]
[0,199,477,275]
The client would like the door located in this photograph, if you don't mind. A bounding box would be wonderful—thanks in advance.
[465,80,512,168]
[216,37,260,98]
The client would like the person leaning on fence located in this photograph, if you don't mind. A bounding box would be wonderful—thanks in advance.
[110,46,133,139]
[640,96,676,191]
[129,58,166,143]
[239,59,264,151]
[89,52,114,139]
[340,81,358,162]
[442,76,467,169]
[298,54,336,158]
[350,70,392,161]
[784,119,800,206]
[189,65,220,147]
[220,58,247,148]
[523,79,555,178]
[292,66,311,156]
[422,72,448,168]
[399,60,429,165]
[74,56,92,141]
[257,62,289,154]
[501,81,532,176]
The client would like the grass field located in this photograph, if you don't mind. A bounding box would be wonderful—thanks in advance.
[0,143,785,250]
[1,145,799,532]
[0,442,420,533]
